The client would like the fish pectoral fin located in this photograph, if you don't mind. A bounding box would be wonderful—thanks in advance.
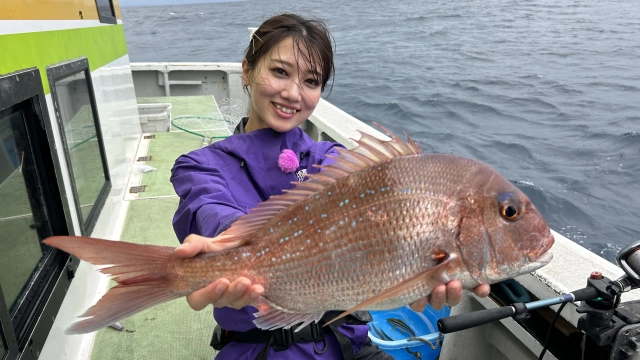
[325,254,454,327]
[253,301,325,332]
[208,233,252,248]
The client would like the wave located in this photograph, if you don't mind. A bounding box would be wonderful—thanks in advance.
[584,82,639,92]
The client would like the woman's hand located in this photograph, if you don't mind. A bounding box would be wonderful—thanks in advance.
[410,281,491,312]
[174,234,265,311]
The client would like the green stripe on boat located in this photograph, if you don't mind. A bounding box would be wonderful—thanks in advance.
[0,25,128,93]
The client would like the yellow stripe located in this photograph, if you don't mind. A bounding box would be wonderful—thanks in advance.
[1,0,121,21]
[114,0,123,18]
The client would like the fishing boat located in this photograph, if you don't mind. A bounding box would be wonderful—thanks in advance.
[1,1,639,359]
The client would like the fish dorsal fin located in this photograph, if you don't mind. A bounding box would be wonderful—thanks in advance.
[324,253,455,327]
[213,123,422,246]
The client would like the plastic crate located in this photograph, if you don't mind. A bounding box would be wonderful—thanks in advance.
[138,103,172,133]
[368,305,450,360]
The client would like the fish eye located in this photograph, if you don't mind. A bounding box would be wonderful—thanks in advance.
[500,202,519,221]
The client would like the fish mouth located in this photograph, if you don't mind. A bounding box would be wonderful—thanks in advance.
[528,233,555,264]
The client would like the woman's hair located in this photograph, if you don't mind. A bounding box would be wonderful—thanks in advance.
[244,13,335,93]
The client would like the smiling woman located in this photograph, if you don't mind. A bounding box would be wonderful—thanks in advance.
[241,37,324,133]
[169,13,394,360]
[169,12,490,360]
[240,14,334,134]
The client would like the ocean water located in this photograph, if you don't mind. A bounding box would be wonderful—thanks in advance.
[121,0,640,262]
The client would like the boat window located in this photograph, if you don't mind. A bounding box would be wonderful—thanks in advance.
[47,58,111,236]
[0,68,71,359]
[0,286,10,358]
[0,333,5,358]
[95,0,117,25]
[0,110,48,314]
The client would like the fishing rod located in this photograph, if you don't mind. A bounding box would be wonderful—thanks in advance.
[437,285,600,334]
[437,239,640,360]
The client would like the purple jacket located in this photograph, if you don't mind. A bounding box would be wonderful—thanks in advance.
[171,127,370,359]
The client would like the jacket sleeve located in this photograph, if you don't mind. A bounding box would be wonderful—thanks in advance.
[170,151,245,243]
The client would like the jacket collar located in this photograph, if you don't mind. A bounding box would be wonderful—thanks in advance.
[212,127,314,198]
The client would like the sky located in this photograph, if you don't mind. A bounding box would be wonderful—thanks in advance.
[119,0,245,7]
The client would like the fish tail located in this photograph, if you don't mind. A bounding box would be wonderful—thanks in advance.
[44,236,182,334]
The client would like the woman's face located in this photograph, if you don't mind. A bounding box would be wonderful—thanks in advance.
[243,37,323,133]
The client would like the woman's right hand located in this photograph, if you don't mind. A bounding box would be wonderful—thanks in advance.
[174,234,265,311]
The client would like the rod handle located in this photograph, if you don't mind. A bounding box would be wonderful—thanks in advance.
[437,306,515,334]
[571,287,599,302]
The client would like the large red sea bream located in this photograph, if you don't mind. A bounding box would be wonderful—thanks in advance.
[44,124,554,334]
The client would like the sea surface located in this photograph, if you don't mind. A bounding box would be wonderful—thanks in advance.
[121,0,640,263]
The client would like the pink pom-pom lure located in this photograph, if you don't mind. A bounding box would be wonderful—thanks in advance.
[278,149,299,173]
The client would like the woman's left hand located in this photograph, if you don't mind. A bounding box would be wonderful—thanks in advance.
[175,234,265,310]
[410,281,491,312]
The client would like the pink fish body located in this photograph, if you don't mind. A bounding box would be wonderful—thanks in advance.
[44,124,554,334]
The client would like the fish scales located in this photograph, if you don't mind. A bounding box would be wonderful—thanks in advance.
[247,155,476,312]
[43,125,554,334]
[179,155,494,313]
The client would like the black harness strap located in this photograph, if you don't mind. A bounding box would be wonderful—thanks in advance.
[327,322,355,360]
[253,320,354,360]
[224,311,370,360]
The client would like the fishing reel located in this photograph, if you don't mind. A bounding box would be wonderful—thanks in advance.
[579,240,640,332]
[615,240,640,290]
[576,240,640,360]
[437,239,640,360]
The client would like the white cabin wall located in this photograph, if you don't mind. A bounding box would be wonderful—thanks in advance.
[90,54,142,191]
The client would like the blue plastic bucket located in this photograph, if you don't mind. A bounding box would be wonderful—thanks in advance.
[368,305,451,360]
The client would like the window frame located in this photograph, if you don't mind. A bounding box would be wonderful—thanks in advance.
[46,57,112,237]
[0,67,74,360]
[95,0,117,25]
[0,285,18,360]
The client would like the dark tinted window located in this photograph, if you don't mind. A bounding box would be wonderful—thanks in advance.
[0,110,48,315]
[95,0,116,24]
[0,326,6,358]
[0,67,71,360]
